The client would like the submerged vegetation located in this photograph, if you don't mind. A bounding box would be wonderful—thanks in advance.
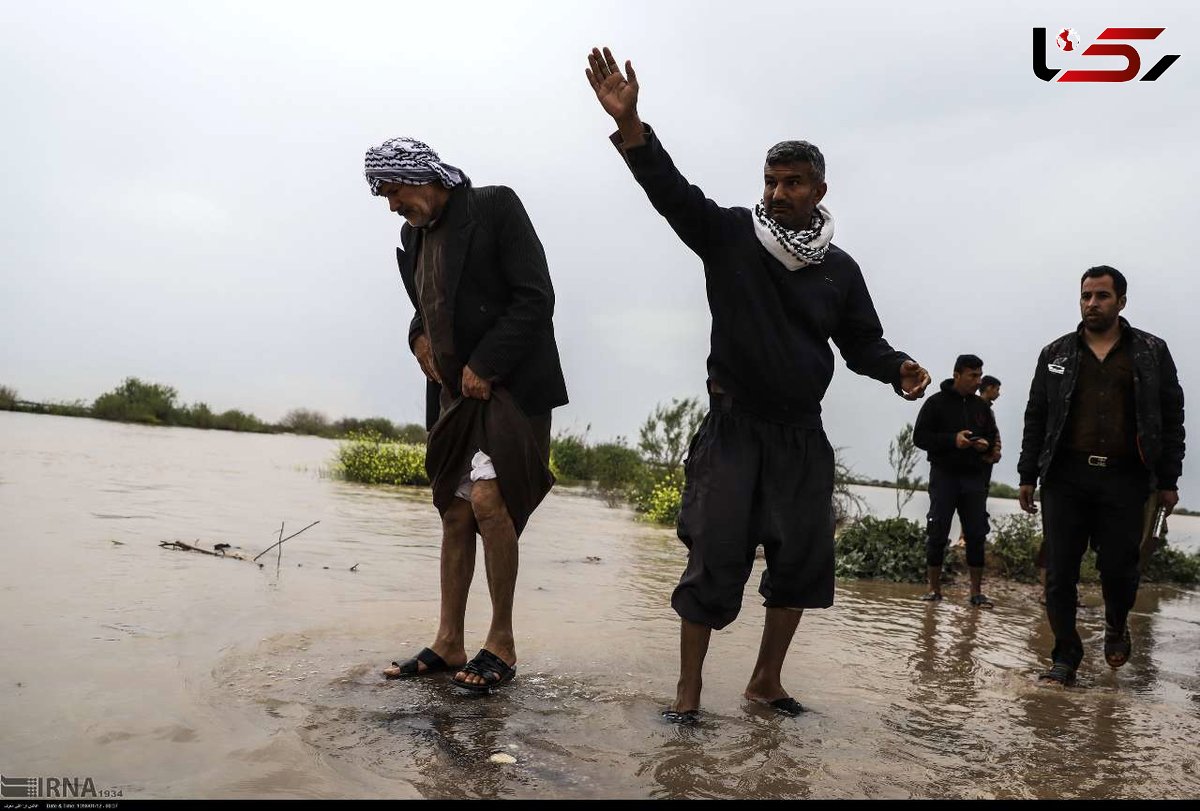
[334,432,428,486]
[1,377,424,441]
[835,511,1200,586]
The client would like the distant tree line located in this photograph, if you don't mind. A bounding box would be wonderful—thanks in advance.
[0,378,425,442]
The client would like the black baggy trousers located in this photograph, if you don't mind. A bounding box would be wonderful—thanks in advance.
[672,395,835,630]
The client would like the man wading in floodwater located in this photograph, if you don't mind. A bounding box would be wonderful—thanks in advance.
[585,46,931,722]
[1019,266,1185,687]
[364,137,567,693]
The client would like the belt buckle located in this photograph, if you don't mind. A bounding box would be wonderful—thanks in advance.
[1087,455,1108,467]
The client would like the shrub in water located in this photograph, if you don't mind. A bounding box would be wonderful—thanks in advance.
[336,432,429,486]
[990,513,1042,583]
[835,516,927,582]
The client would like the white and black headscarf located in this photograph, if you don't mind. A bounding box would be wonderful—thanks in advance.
[364,137,469,195]
[752,202,835,270]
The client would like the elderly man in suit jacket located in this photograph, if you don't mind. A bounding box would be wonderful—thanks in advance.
[364,137,568,693]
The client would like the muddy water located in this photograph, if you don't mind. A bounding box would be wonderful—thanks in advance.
[2,411,1199,799]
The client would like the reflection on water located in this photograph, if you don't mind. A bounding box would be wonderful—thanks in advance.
[1,412,1199,798]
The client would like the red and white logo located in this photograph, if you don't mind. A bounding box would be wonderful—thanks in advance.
[1033,27,1180,82]
[1055,28,1081,52]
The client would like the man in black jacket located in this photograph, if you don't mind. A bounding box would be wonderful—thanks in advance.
[914,355,1000,607]
[1018,266,1185,686]
[586,46,931,722]
[364,136,568,693]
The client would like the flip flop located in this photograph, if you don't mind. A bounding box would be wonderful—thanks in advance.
[1104,623,1132,669]
[1038,662,1076,687]
[661,709,700,725]
[969,594,995,609]
[383,647,451,679]
[453,648,516,694]
[919,592,943,602]
[751,696,806,717]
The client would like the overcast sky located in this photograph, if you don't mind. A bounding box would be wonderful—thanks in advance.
[2,0,1197,489]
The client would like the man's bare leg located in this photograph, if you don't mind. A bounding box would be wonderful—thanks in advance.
[456,479,519,685]
[744,607,802,703]
[383,498,475,676]
[670,619,712,713]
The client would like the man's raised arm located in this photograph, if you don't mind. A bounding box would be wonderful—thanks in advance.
[586,45,730,256]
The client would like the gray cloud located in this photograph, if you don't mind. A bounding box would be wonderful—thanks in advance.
[2,0,1197,493]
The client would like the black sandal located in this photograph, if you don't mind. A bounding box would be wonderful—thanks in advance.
[756,696,806,717]
[453,649,516,694]
[661,709,700,725]
[919,591,943,602]
[1104,623,1132,669]
[383,647,451,679]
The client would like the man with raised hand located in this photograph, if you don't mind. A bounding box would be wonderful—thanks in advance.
[585,46,930,722]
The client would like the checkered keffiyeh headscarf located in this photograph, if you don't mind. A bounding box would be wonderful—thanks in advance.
[752,202,835,270]
[364,137,469,195]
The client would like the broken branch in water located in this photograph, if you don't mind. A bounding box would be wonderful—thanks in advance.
[252,520,320,562]
[159,540,249,561]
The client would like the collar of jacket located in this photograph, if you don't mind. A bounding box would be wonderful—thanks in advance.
[400,184,477,314]
[939,378,976,400]
[1073,315,1131,347]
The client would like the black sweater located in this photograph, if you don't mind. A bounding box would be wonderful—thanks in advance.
[397,184,568,430]
[614,126,910,421]
[913,379,999,474]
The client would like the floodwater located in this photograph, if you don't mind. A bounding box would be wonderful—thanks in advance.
[2,411,1199,799]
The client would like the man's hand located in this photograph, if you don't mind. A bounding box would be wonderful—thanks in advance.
[586,46,643,145]
[411,334,442,384]
[1159,489,1180,516]
[985,436,1002,464]
[955,429,974,449]
[461,365,492,400]
[898,360,931,400]
[1019,484,1039,515]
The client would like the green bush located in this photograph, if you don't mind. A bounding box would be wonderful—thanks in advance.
[282,408,332,437]
[336,432,428,486]
[640,469,684,525]
[550,431,592,482]
[213,409,270,433]
[989,481,1021,499]
[0,384,17,410]
[45,400,90,418]
[835,516,928,582]
[92,377,178,424]
[639,397,705,469]
[990,513,1042,583]
[177,402,217,429]
[1142,541,1200,585]
[591,441,644,496]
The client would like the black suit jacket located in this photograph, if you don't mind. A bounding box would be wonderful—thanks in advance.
[396,184,568,429]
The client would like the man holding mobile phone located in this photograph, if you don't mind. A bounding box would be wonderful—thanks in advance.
[914,355,999,607]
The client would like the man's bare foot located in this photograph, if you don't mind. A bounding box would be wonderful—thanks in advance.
[454,635,515,687]
[669,676,702,716]
[744,677,804,716]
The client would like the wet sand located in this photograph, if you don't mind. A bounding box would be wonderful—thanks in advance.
[2,411,1199,799]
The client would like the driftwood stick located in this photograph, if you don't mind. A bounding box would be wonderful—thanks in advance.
[160,540,221,556]
[253,520,320,562]
[159,540,248,560]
